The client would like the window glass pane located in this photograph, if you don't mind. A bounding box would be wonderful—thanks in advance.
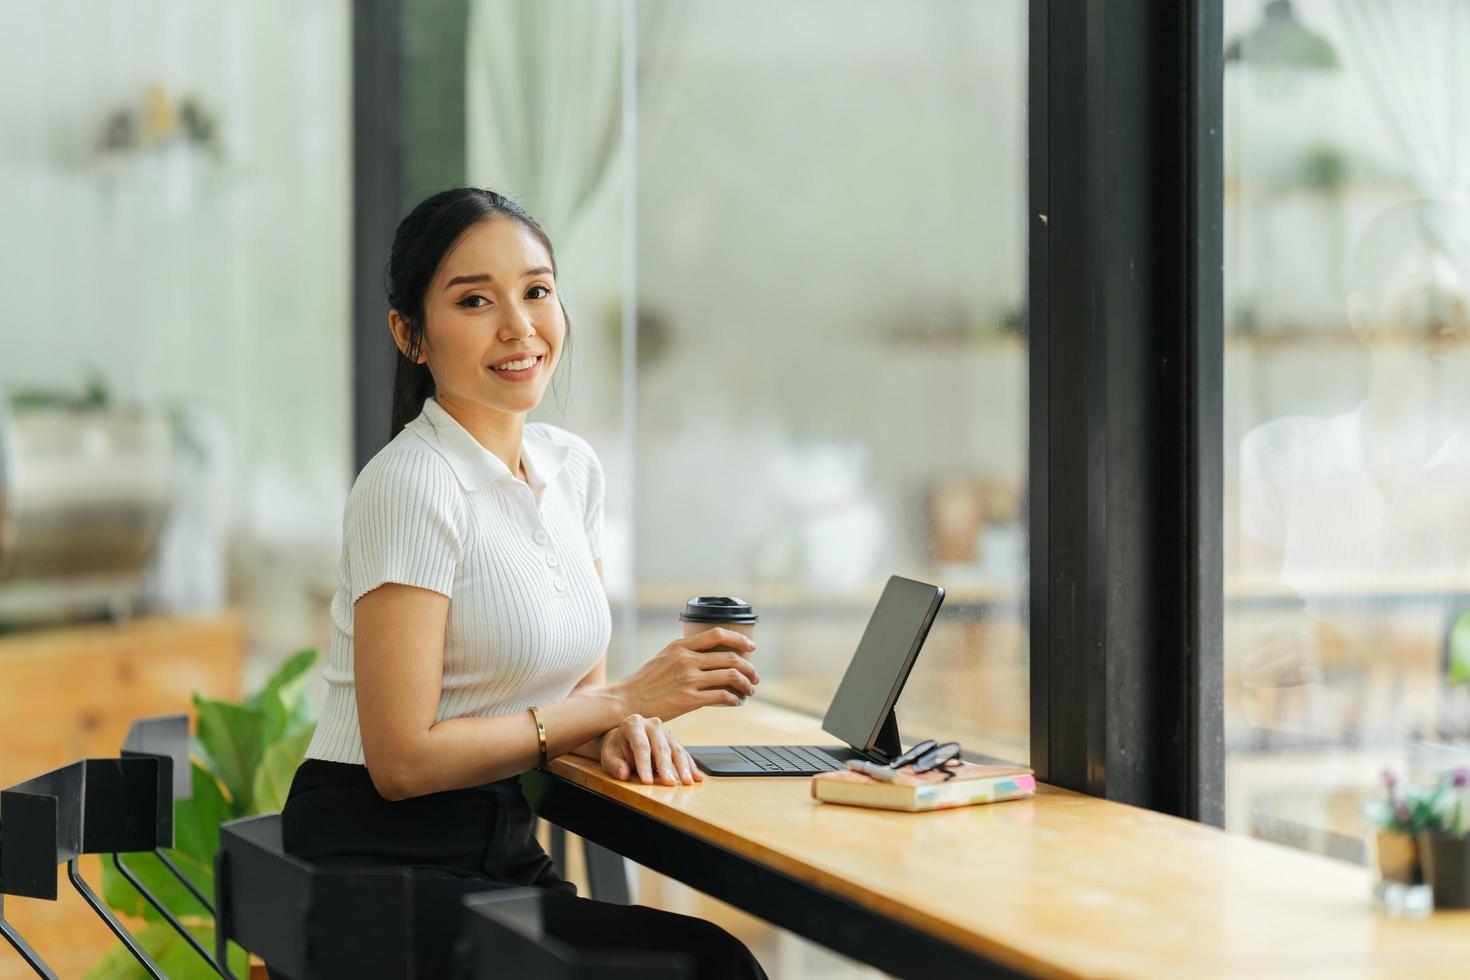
[0,0,353,688]
[1224,0,1470,860]
[2,5,351,966]
[458,4,1028,970]
[624,0,1029,760]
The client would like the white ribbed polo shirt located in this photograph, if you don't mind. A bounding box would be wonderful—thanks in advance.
[305,396,613,765]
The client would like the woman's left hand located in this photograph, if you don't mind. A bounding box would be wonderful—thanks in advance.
[600,713,704,785]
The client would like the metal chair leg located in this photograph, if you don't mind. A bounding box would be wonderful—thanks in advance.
[156,847,215,916]
[113,854,223,975]
[68,858,164,979]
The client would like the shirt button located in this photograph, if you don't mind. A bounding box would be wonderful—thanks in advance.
[546,554,558,567]
[554,578,567,592]
[534,530,549,545]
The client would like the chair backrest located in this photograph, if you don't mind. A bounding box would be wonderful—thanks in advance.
[120,713,191,809]
[215,814,414,980]
[458,888,693,980]
[1,757,167,899]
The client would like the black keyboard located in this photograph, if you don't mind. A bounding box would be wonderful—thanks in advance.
[728,744,848,774]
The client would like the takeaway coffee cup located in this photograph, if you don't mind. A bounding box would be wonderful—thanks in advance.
[679,596,759,704]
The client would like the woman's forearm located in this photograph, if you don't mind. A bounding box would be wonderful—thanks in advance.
[564,679,612,760]
[570,731,608,761]
[380,686,626,799]
[566,657,614,762]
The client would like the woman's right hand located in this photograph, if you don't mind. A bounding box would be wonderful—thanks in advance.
[609,627,760,721]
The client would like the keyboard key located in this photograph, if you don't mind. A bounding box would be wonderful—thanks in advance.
[725,744,846,773]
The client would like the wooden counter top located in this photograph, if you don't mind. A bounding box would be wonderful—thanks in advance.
[543,700,1470,979]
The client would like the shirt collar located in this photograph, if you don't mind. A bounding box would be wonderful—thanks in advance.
[408,396,570,494]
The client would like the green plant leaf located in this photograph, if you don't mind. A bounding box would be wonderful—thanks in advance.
[100,851,201,925]
[258,648,320,748]
[99,851,147,921]
[262,669,319,747]
[82,920,169,979]
[1449,610,1470,687]
[90,650,318,979]
[82,920,248,980]
[173,761,231,870]
[251,725,316,815]
[246,647,319,712]
[193,693,264,815]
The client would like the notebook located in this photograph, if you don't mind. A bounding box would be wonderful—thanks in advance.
[810,762,1035,812]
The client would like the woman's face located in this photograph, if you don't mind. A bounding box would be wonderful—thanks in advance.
[393,215,565,418]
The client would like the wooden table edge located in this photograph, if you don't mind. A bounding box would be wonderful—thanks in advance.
[542,755,1079,980]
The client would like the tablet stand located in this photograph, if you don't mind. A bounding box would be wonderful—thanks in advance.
[871,708,903,763]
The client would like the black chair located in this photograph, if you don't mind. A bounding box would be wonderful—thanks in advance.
[214,813,415,979]
[115,714,216,913]
[107,712,228,975]
[1,756,174,977]
[456,888,693,979]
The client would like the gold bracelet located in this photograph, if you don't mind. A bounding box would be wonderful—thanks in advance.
[529,705,548,768]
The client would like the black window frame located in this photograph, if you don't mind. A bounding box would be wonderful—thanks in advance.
[1028,0,1224,823]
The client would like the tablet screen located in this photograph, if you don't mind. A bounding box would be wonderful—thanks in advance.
[821,576,945,755]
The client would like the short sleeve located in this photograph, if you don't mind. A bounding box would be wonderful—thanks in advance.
[343,449,465,604]
[582,442,606,561]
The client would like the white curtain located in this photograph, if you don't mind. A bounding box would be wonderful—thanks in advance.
[464,0,689,242]
[465,0,623,241]
[1339,0,1470,204]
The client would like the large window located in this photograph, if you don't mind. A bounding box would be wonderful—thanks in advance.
[3,3,352,974]
[440,0,1031,763]
[1224,0,1470,860]
[0,0,352,681]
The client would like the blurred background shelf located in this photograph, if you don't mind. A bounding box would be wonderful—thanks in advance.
[630,579,1020,615]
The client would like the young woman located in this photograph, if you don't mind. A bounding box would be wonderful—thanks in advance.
[278,188,768,978]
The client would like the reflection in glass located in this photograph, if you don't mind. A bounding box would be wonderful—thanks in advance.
[1226,0,1470,863]
[622,1,1029,763]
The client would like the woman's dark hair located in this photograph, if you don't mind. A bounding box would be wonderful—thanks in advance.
[387,187,571,436]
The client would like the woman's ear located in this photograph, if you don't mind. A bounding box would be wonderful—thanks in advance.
[388,309,427,363]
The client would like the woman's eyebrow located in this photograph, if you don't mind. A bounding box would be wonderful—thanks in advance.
[443,267,553,290]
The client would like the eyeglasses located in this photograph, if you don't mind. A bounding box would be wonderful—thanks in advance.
[888,739,964,780]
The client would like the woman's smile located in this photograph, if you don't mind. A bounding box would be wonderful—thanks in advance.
[487,353,545,382]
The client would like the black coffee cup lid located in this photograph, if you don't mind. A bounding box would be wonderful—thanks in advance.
[679,596,759,625]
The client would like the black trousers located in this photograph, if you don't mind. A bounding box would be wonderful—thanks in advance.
[274,759,767,980]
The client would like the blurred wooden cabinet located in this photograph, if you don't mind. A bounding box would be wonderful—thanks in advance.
[0,612,243,980]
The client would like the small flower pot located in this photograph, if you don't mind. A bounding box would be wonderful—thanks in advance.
[1417,832,1470,909]
[1371,830,1423,886]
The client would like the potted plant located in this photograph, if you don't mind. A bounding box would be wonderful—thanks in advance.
[1364,769,1429,890]
[1418,769,1470,910]
[85,648,319,978]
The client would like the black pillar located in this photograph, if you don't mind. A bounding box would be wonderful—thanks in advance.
[352,0,404,473]
[1028,0,1224,824]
